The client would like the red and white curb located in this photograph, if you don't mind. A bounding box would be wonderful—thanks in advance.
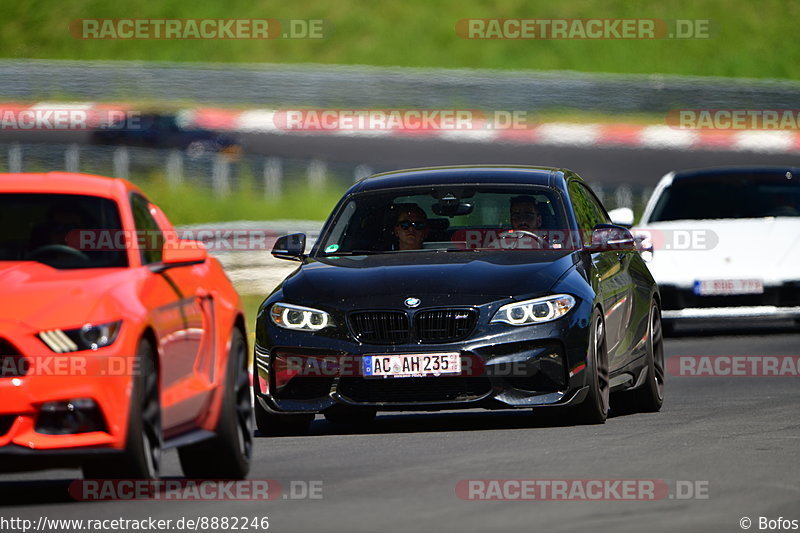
[3,102,800,153]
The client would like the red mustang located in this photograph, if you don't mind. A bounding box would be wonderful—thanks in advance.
[0,172,252,479]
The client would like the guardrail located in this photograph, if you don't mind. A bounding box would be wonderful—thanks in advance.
[0,142,651,211]
[2,59,799,113]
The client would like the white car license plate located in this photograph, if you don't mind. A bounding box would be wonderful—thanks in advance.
[363,353,461,378]
[693,279,764,296]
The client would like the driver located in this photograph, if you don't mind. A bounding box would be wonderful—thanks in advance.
[29,204,87,250]
[502,195,550,249]
[509,195,542,231]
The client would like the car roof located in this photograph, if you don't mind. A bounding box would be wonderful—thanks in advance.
[0,172,145,199]
[348,165,573,194]
[671,166,800,182]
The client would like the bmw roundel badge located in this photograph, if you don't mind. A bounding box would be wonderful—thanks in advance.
[404,297,421,308]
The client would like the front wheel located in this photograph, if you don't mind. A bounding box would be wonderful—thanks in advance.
[83,339,161,479]
[178,328,253,479]
[630,303,665,412]
[572,310,609,425]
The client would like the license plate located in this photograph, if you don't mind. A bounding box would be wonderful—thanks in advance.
[362,353,461,378]
[693,279,764,296]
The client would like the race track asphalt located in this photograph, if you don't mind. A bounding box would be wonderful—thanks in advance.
[2,323,799,533]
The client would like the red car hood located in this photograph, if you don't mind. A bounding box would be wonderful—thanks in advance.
[0,261,132,330]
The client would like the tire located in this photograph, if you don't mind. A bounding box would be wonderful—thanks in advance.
[572,310,609,425]
[630,303,665,412]
[83,339,161,479]
[178,328,253,479]
[323,405,377,426]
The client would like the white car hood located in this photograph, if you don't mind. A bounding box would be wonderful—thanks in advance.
[635,218,800,287]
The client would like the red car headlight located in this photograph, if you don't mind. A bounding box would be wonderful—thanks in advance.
[38,321,122,353]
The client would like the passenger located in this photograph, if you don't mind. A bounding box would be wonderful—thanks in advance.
[392,204,430,250]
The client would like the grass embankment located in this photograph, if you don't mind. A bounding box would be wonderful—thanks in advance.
[140,177,343,225]
[1,0,797,80]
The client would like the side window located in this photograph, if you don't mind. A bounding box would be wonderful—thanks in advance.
[580,184,611,226]
[569,182,599,229]
[568,182,606,246]
[130,194,164,264]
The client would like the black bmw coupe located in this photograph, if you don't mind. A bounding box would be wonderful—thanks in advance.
[254,165,663,432]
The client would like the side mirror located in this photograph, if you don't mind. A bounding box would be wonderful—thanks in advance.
[152,240,208,272]
[589,224,636,252]
[272,233,306,261]
[607,207,634,228]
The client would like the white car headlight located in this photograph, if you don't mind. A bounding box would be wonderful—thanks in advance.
[491,295,576,326]
[270,303,332,331]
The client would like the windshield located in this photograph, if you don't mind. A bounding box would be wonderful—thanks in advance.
[314,185,570,256]
[0,193,128,269]
[649,173,800,222]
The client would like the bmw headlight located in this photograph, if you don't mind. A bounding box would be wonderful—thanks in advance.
[491,295,576,326]
[270,303,332,331]
[39,321,122,353]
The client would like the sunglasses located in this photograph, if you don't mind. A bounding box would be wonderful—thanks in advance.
[396,220,428,230]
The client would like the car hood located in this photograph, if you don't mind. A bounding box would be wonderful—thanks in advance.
[636,218,800,285]
[279,251,577,308]
[0,261,131,330]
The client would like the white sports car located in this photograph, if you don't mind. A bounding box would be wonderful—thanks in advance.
[613,167,800,332]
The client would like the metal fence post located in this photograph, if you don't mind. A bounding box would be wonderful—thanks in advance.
[113,146,129,179]
[307,159,327,189]
[354,164,373,182]
[8,144,22,173]
[264,157,283,199]
[65,144,80,173]
[212,154,231,197]
[614,185,633,210]
[166,149,183,188]
[593,184,605,205]
[640,187,654,210]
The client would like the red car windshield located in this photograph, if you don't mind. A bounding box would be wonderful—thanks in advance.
[0,193,128,269]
